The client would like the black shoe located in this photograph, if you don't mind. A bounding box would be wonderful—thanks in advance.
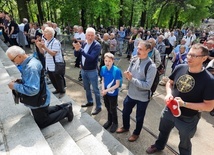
[67,105,74,122]
[103,121,112,129]
[52,90,59,94]
[210,109,214,116]
[12,90,20,104]
[58,92,65,99]
[110,123,118,133]
[81,103,93,107]
[91,108,101,115]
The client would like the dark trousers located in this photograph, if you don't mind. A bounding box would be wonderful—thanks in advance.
[8,37,19,46]
[155,107,200,155]
[31,103,70,128]
[75,55,81,67]
[0,27,9,43]
[122,95,149,135]
[48,71,65,93]
[103,95,118,124]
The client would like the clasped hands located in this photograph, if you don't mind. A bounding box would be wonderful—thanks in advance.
[124,71,132,81]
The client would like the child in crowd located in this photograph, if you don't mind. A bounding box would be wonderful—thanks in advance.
[100,52,121,133]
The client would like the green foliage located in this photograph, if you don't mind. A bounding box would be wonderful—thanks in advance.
[1,0,214,29]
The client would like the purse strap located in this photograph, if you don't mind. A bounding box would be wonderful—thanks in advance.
[48,38,64,64]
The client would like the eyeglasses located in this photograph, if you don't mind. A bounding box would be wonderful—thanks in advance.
[11,55,19,62]
[187,54,206,58]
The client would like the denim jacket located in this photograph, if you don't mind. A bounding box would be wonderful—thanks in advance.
[14,56,50,109]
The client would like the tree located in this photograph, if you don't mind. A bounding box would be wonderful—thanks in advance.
[16,0,30,23]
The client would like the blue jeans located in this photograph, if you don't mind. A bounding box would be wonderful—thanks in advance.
[118,41,124,55]
[81,69,101,109]
[155,107,200,155]
[122,95,149,135]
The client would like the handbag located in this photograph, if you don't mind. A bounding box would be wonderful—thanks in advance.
[157,64,165,75]
[17,68,47,107]
[53,56,66,75]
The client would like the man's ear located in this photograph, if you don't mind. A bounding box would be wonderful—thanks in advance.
[202,56,208,62]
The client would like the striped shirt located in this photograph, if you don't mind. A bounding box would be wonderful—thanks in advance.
[45,38,63,71]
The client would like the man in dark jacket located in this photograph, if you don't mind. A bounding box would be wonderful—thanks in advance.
[73,27,102,115]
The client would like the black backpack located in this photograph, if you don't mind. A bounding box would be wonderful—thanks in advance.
[144,60,160,99]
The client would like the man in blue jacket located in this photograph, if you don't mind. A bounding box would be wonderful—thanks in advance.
[73,27,102,115]
[6,46,73,128]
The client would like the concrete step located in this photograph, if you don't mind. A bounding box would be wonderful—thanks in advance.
[0,40,133,155]
[48,90,111,155]
[0,55,53,155]
[41,123,84,155]
[1,115,53,155]
[59,95,133,155]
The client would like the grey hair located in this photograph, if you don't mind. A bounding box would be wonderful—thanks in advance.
[6,46,25,57]
[44,27,55,37]
[149,38,156,44]
[86,27,96,35]
[180,45,186,49]
[158,35,165,40]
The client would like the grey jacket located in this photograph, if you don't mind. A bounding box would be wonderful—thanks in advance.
[127,57,157,102]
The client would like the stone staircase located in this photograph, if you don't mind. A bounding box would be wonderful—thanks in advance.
[0,41,133,155]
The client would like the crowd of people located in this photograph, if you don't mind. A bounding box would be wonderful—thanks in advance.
[1,10,214,155]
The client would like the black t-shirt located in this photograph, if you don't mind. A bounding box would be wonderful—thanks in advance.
[0,17,3,25]
[8,20,19,34]
[169,64,214,116]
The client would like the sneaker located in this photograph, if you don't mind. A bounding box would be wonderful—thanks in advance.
[166,99,181,117]
[146,144,160,154]
[103,121,112,129]
[110,123,118,133]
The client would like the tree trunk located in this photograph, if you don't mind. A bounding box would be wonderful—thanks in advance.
[118,0,124,28]
[168,15,174,30]
[16,0,30,23]
[156,1,169,26]
[81,9,86,29]
[173,7,180,28]
[129,0,135,27]
[96,15,101,29]
[46,2,50,21]
[27,1,34,22]
[35,0,44,25]
[140,11,147,27]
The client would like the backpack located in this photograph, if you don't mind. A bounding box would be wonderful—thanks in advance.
[144,60,160,98]
[112,65,123,88]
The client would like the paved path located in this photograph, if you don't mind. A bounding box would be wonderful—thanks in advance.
[2,39,214,155]
[60,44,214,155]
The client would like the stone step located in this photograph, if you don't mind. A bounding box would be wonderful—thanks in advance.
[48,91,111,155]
[41,123,84,155]
[0,56,53,155]
[59,95,133,155]
[0,40,133,155]
[1,115,53,155]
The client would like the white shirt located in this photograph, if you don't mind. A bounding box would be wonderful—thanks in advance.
[75,32,85,41]
[82,43,91,66]
[168,35,176,46]
[45,38,63,71]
